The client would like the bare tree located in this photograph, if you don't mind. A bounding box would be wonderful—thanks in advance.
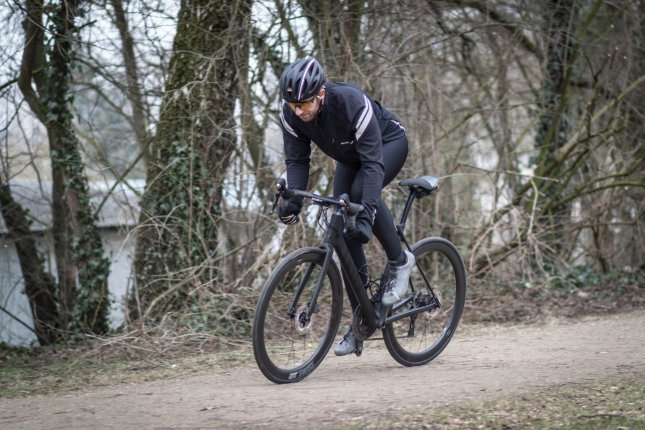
[16,0,110,334]
[0,180,59,344]
[133,0,253,319]
[108,0,152,170]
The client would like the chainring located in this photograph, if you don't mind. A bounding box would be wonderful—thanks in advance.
[351,305,376,341]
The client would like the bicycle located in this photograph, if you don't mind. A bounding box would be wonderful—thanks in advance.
[252,175,466,384]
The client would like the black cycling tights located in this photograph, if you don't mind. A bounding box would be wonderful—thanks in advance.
[333,134,408,311]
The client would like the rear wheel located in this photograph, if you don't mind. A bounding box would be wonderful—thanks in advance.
[383,237,466,366]
[252,247,343,383]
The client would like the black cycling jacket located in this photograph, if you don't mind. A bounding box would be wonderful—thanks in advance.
[280,82,405,221]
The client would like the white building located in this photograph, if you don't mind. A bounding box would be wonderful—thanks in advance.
[0,179,144,346]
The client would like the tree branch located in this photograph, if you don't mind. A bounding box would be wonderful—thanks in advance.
[442,0,543,60]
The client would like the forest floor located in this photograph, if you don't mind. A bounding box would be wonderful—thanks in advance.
[1,269,644,429]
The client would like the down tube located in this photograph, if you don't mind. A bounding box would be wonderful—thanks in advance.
[330,213,378,328]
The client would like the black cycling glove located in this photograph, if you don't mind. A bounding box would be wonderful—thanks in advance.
[347,211,373,244]
[277,197,303,225]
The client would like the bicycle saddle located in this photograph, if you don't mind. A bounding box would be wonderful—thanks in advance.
[399,175,439,192]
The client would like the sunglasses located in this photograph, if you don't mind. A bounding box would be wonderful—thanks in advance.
[287,96,317,111]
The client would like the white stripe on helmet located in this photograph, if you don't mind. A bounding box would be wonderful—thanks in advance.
[297,58,316,100]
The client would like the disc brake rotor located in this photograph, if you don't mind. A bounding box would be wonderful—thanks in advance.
[292,303,316,335]
[428,289,443,319]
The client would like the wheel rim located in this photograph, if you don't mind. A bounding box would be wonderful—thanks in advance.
[386,242,462,357]
[258,256,337,376]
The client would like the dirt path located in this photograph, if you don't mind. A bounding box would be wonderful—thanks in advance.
[2,311,644,429]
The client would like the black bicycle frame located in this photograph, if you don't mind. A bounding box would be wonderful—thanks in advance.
[296,186,440,330]
[300,206,380,328]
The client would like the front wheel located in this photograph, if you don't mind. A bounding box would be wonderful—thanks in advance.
[383,237,466,366]
[252,247,343,384]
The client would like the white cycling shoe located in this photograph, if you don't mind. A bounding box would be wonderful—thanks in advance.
[334,327,358,356]
[381,250,415,306]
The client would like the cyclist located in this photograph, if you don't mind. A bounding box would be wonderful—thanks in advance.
[277,56,415,356]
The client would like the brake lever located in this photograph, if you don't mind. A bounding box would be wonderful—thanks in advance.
[270,178,287,215]
[339,193,361,232]
[270,191,280,215]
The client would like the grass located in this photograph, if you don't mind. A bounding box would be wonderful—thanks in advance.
[343,376,645,430]
[0,335,253,398]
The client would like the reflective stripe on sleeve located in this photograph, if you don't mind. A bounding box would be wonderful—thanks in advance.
[355,95,373,141]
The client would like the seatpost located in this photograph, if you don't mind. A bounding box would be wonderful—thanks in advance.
[396,188,419,234]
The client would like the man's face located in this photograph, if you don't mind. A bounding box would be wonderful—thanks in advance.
[287,89,324,122]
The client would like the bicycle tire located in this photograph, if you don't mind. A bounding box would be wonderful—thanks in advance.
[252,247,343,383]
[383,237,466,366]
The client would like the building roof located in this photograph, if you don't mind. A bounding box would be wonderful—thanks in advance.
[0,179,145,233]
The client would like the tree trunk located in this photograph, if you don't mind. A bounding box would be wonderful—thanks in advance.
[0,183,59,345]
[110,0,151,170]
[535,0,578,175]
[532,0,579,259]
[18,0,111,335]
[133,0,252,319]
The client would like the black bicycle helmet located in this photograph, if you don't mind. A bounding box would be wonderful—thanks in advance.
[279,57,325,102]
